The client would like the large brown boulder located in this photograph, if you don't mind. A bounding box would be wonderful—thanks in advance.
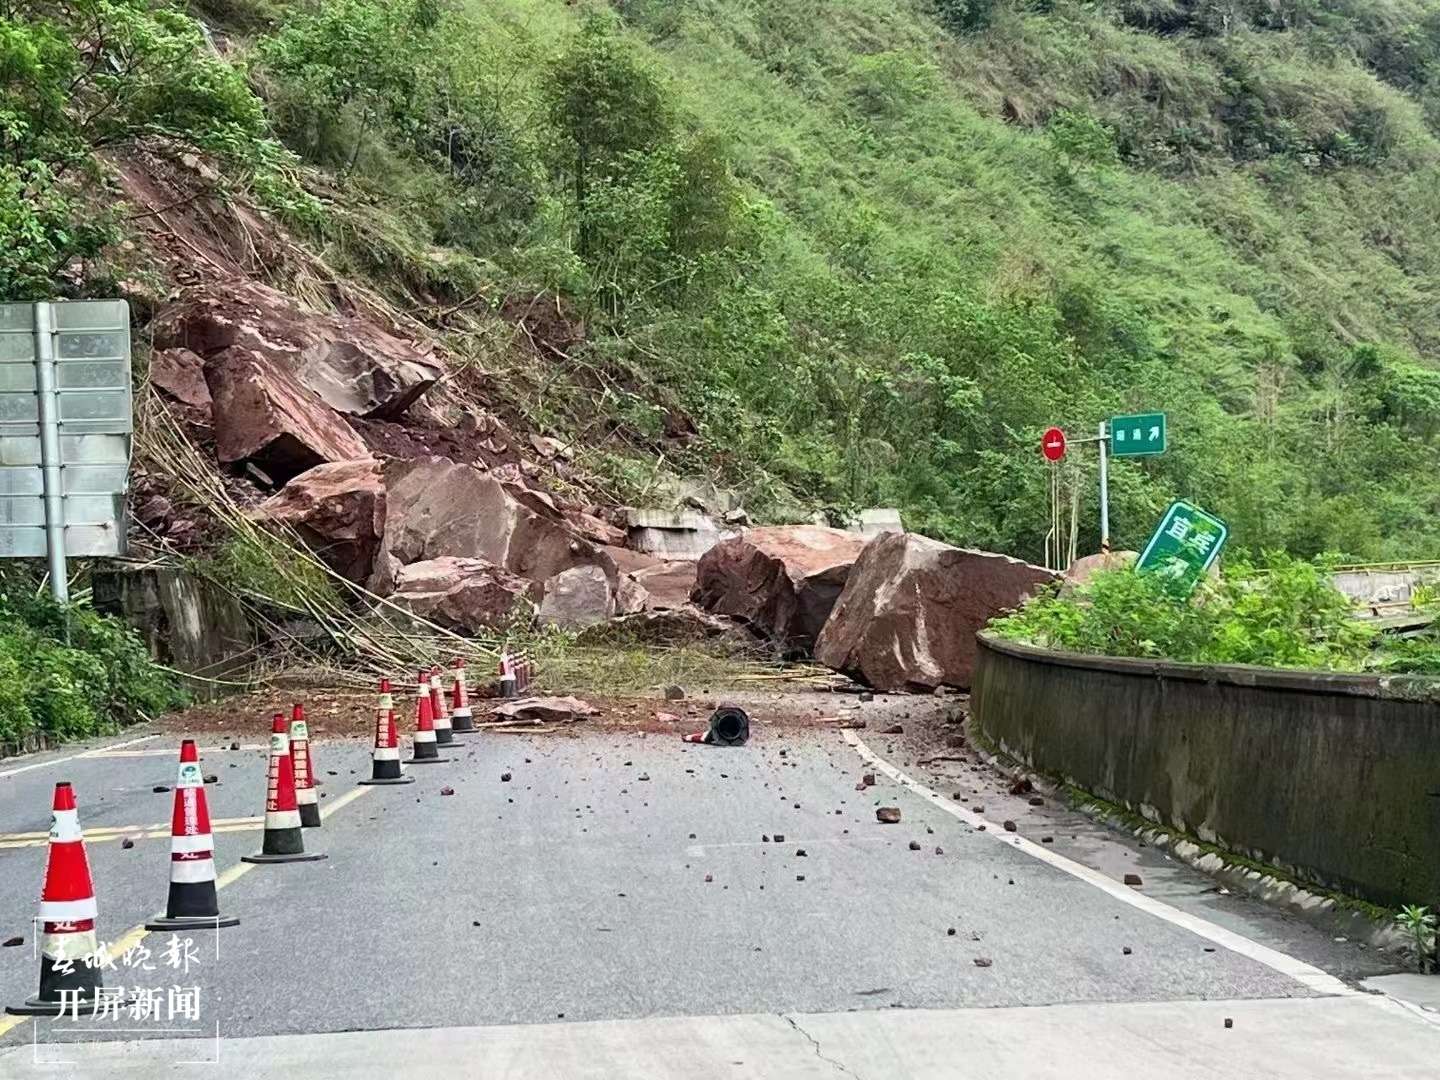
[152,280,442,419]
[815,532,1058,691]
[627,561,698,611]
[538,565,614,629]
[389,557,533,632]
[369,457,605,594]
[252,459,385,581]
[691,526,867,652]
[204,348,371,482]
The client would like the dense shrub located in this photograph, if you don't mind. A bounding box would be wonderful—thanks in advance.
[989,555,1440,674]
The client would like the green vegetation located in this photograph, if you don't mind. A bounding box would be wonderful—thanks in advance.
[8,0,1440,561]
[0,577,185,748]
[989,556,1440,673]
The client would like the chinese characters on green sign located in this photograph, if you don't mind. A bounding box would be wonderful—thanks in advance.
[1137,500,1228,594]
[1109,412,1166,456]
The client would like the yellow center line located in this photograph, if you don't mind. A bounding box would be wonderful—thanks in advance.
[0,816,269,850]
[0,782,374,1040]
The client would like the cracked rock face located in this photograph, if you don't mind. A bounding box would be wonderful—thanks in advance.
[814,532,1057,691]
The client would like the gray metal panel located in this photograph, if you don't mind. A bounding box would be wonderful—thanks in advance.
[0,438,39,465]
[51,301,128,331]
[56,361,127,390]
[56,418,132,436]
[0,306,33,332]
[0,336,34,362]
[60,434,129,463]
[0,394,39,423]
[0,363,36,391]
[63,465,128,495]
[0,527,47,557]
[55,330,128,361]
[64,494,123,524]
[57,390,128,423]
[65,524,123,557]
[0,497,46,525]
[0,468,42,495]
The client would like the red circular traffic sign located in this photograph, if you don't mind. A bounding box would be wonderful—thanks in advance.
[1041,427,1067,462]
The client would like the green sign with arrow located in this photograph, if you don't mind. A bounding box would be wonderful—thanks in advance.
[1110,412,1166,457]
[1137,500,1227,594]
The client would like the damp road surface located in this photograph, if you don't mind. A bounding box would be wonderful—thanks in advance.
[0,725,1436,1077]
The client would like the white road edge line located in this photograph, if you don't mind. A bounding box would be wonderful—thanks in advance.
[0,733,160,780]
[844,730,1355,998]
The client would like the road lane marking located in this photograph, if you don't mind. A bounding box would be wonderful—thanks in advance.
[843,730,1354,998]
[78,744,267,759]
[0,734,160,780]
[0,782,374,1041]
[0,817,266,850]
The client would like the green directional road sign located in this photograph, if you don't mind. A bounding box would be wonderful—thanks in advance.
[1137,500,1228,595]
[1110,412,1166,457]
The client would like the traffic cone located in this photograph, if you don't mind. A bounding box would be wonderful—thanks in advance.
[429,666,455,747]
[408,671,448,764]
[498,651,517,698]
[449,659,475,734]
[290,704,321,829]
[515,650,533,692]
[359,679,414,786]
[146,740,239,931]
[7,782,104,1015]
[242,714,326,864]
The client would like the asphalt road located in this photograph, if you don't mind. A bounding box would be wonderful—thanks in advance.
[0,723,1436,1077]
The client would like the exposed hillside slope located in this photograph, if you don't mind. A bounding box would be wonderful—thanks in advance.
[6,0,1440,563]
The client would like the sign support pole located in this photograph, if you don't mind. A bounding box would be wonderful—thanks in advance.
[1097,420,1110,553]
[32,303,67,604]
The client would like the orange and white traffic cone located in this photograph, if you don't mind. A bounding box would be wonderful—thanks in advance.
[498,651,517,698]
[242,714,326,864]
[7,782,105,1016]
[359,679,414,785]
[514,650,533,693]
[408,671,448,764]
[146,740,239,931]
[449,659,475,734]
[290,704,321,829]
[429,666,455,747]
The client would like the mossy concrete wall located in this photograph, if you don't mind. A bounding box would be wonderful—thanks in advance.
[972,635,1440,908]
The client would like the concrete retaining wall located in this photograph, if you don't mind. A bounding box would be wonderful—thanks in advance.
[972,635,1440,908]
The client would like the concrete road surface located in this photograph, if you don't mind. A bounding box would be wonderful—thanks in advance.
[0,724,1436,1077]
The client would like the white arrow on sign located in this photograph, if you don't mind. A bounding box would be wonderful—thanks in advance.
[1149,426,1160,440]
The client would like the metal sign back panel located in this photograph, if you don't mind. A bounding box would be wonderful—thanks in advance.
[0,301,130,561]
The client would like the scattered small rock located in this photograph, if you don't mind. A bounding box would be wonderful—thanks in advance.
[1224,1018,1233,1029]
[1008,777,1033,796]
[858,692,873,702]
[1123,873,1143,887]
[473,920,481,927]
[689,833,697,839]
[704,873,713,883]
[637,773,650,782]
[203,774,219,785]
[2,935,24,947]
[228,741,240,751]
[876,807,902,824]
[152,785,170,794]
[500,772,513,783]
[946,928,956,937]
[120,838,135,850]
[934,846,944,855]
[972,957,993,968]
[774,833,786,843]
[796,848,807,857]
[665,685,685,701]
[1041,836,1053,844]
[796,874,805,882]
[1002,820,1017,832]
[970,805,984,813]
[861,772,875,788]
[925,825,934,835]
[440,786,455,796]
[1028,796,1044,806]
[1122,946,1132,956]
[881,724,904,735]
[908,840,921,851]
[762,834,771,843]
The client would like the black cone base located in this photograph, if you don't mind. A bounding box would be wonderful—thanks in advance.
[299,803,322,828]
[405,755,450,764]
[146,914,240,931]
[241,850,327,864]
[7,992,103,1017]
[359,774,416,785]
[8,956,103,1015]
[435,731,455,746]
